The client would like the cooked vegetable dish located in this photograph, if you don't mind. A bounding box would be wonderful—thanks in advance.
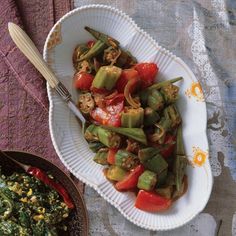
[73,27,188,212]
[0,167,70,235]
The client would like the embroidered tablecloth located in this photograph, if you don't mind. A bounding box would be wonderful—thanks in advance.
[73,1,236,235]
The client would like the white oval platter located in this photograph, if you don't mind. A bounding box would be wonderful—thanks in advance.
[43,4,213,231]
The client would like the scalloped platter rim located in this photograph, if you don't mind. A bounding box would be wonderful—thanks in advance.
[43,4,213,231]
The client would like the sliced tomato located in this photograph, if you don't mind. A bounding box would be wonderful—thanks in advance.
[87,40,96,48]
[107,148,118,165]
[105,94,124,114]
[74,72,94,90]
[115,165,145,191]
[116,69,140,93]
[107,114,121,127]
[135,190,172,212]
[160,135,176,158]
[90,107,121,127]
[134,63,158,89]
[90,107,109,123]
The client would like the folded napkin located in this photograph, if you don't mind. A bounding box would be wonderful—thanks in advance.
[0,1,74,173]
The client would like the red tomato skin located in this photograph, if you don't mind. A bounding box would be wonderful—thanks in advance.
[87,40,96,48]
[107,114,121,127]
[107,149,118,165]
[90,107,121,127]
[135,190,172,212]
[74,72,94,90]
[115,165,145,191]
[134,63,159,89]
[105,94,124,115]
[116,69,140,93]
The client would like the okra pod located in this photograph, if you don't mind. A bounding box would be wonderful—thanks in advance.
[115,150,139,170]
[97,126,121,148]
[78,93,95,114]
[106,165,127,181]
[103,46,121,64]
[101,126,147,145]
[84,125,121,148]
[93,149,108,165]
[138,147,159,163]
[173,125,188,191]
[75,60,93,73]
[163,105,181,128]
[144,154,168,175]
[137,170,157,191]
[147,89,165,111]
[156,169,168,187]
[172,176,187,199]
[84,124,99,141]
[85,26,120,47]
[73,44,89,66]
[165,172,175,186]
[147,77,183,91]
[121,107,144,128]
[156,185,173,199]
[160,83,179,104]
[88,141,105,153]
[77,40,107,62]
[143,107,160,126]
[92,66,122,90]
[140,77,183,105]
[84,26,137,67]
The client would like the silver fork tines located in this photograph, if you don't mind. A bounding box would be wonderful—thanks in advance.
[55,82,72,103]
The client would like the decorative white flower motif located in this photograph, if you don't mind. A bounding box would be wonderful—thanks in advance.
[187,11,228,177]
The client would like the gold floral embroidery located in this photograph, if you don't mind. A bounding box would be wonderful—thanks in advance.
[185,82,204,102]
[47,24,62,50]
[192,147,208,167]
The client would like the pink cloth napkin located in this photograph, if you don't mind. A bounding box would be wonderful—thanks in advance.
[0,1,74,173]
